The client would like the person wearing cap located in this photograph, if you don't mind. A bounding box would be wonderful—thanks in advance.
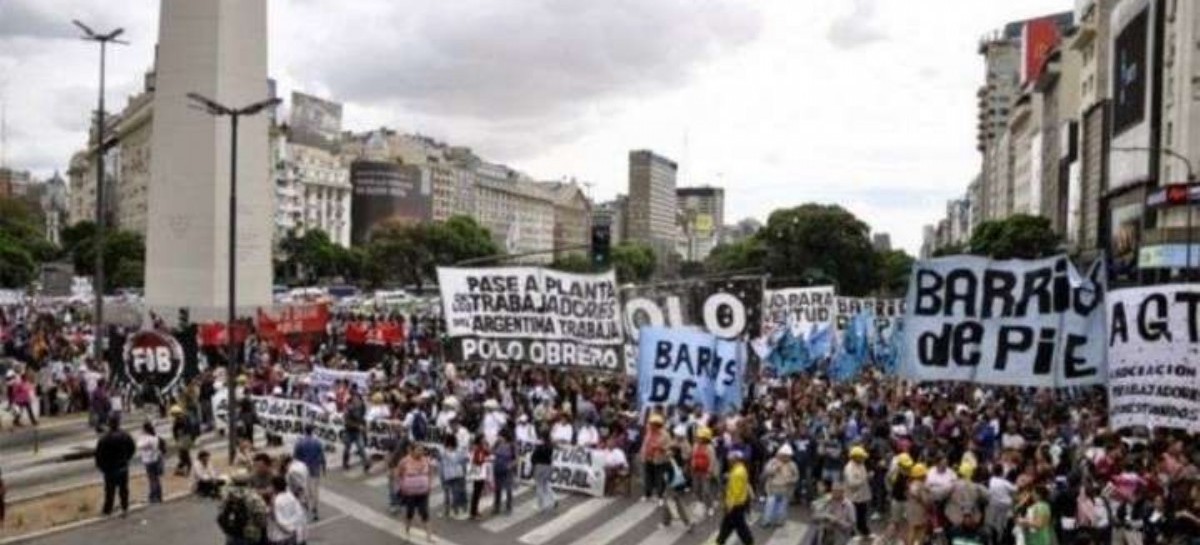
[906,463,932,545]
[882,452,914,545]
[716,449,755,545]
[946,462,986,538]
[691,426,719,516]
[640,412,673,503]
[762,444,800,528]
[844,445,872,539]
[218,468,268,545]
[171,404,198,476]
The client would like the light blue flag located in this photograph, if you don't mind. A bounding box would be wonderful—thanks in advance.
[638,326,745,414]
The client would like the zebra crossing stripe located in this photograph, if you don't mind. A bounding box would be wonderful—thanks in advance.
[763,521,809,545]
[518,497,617,545]
[574,501,659,545]
[480,493,542,533]
[318,487,465,545]
[364,474,389,488]
[634,517,695,545]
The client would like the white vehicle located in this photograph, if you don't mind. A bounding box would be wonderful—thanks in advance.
[373,289,413,307]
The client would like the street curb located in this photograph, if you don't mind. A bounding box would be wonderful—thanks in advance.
[0,490,193,545]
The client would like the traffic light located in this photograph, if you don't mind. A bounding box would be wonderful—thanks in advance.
[591,224,611,269]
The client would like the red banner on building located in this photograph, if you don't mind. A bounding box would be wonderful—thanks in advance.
[344,320,404,347]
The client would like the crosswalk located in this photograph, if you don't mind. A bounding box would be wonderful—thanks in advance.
[330,468,817,545]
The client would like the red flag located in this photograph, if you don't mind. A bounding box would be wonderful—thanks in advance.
[344,321,369,345]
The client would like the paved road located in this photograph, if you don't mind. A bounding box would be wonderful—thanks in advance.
[15,462,824,545]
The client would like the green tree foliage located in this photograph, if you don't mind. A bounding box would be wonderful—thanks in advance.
[968,214,1060,260]
[276,229,361,284]
[550,253,593,273]
[706,238,766,275]
[364,215,500,289]
[610,243,655,284]
[0,196,53,288]
[56,220,145,292]
[757,204,879,296]
[876,248,915,296]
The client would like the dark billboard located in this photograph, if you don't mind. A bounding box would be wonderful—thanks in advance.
[290,92,343,152]
[350,161,432,246]
[1112,8,1148,136]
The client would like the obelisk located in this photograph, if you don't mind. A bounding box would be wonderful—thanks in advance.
[145,0,273,320]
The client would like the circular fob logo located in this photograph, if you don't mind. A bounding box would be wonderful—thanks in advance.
[123,330,185,392]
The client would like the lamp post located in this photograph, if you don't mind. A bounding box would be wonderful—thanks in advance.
[74,20,126,376]
[1111,146,1196,280]
[187,93,281,463]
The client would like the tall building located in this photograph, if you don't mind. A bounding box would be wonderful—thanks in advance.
[872,233,892,252]
[1067,0,1117,264]
[676,185,725,261]
[273,92,352,246]
[626,150,678,260]
[472,176,556,263]
[0,167,31,198]
[593,196,627,245]
[538,180,592,260]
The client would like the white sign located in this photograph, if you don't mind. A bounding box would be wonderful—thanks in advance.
[437,267,624,371]
[1107,285,1200,433]
[515,442,606,497]
[900,254,1107,388]
[310,366,371,394]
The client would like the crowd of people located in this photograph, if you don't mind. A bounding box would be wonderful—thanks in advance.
[4,299,1200,545]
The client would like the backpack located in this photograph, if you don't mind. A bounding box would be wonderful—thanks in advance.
[217,493,249,538]
[411,411,429,442]
[691,445,711,474]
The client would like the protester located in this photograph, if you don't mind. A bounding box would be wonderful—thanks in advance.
[762,444,799,528]
[531,430,558,513]
[439,434,468,519]
[844,445,872,539]
[137,420,166,504]
[659,444,694,530]
[291,426,326,521]
[267,476,306,545]
[716,449,755,545]
[192,450,223,498]
[218,470,269,545]
[171,404,198,476]
[341,386,370,472]
[394,443,436,540]
[94,414,135,517]
[491,430,517,515]
[813,483,856,545]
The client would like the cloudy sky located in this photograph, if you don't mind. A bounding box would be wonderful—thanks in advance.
[1,0,1070,253]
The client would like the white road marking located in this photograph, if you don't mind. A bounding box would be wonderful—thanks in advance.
[518,497,616,545]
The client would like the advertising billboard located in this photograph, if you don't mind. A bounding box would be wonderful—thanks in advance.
[1109,0,1156,189]
[350,161,432,245]
[290,92,343,152]
[1021,17,1062,84]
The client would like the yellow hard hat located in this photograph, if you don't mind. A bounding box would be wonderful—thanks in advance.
[648,414,665,426]
[849,446,869,460]
[371,392,384,404]
[958,462,976,480]
[897,453,914,469]
[696,427,713,441]
[910,463,929,479]
[236,374,248,385]
[169,405,184,415]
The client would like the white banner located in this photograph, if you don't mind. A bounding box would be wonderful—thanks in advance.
[900,254,1107,387]
[515,442,606,497]
[1107,285,1200,433]
[310,366,371,394]
[210,391,423,453]
[437,267,624,371]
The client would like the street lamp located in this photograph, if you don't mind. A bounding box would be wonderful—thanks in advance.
[75,20,127,375]
[1111,146,1197,280]
[187,93,281,462]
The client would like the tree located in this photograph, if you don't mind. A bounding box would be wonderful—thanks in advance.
[757,204,879,296]
[968,214,1060,260]
[876,248,914,296]
[678,260,706,278]
[0,196,54,288]
[57,220,145,292]
[550,253,593,273]
[610,243,655,284]
[706,238,766,275]
[932,242,966,257]
[364,215,500,289]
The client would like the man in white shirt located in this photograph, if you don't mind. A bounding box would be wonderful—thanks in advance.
[515,414,537,445]
[285,457,311,518]
[925,457,957,501]
[549,413,574,445]
[481,399,507,447]
[268,476,307,545]
[575,419,600,448]
[137,421,165,503]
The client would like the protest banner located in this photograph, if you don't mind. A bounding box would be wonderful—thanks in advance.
[899,254,1106,388]
[761,286,836,325]
[1107,285,1200,433]
[437,267,624,371]
[637,326,744,414]
[211,390,434,453]
[515,442,606,497]
[310,365,372,394]
[115,329,189,395]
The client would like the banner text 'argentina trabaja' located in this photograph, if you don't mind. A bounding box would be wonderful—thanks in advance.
[437,267,623,370]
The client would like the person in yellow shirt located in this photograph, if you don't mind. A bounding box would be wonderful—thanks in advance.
[716,449,755,545]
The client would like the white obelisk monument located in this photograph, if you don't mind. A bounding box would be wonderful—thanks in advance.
[145,0,273,319]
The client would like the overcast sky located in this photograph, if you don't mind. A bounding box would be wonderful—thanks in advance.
[1,0,1071,254]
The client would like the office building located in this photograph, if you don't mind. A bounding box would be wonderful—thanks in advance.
[626,150,679,260]
[676,185,725,261]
